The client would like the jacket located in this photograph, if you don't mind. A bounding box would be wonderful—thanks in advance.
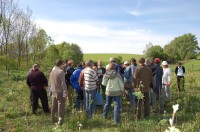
[175,66,185,76]
[152,64,163,93]
[49,66,67,97]
[162,67,172,85]
[70,67,83,92]
[134,65,152,93]
[27,69,48,90]
[102,70,124,96]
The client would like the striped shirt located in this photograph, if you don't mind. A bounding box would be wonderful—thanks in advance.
[84,67,98,90]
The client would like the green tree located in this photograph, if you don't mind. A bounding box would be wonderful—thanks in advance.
[144,44,167,60]
[164,33,199,61]
[45,44,59,66]
[52,42,83,66]
[29,29,49,62]
[62,43,83,65]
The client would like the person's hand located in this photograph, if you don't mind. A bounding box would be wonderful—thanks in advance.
[63,91,68,98]
[166,82,171,87]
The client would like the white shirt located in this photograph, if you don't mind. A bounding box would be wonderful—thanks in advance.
[177,66,184,76]
[162,67,172,84]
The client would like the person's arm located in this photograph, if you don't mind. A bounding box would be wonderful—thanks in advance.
[183,66,185,74]
[167,69,172,86]
[134,68,139,79]
[26,75,31,88]
[93,72,99,88]
[149,69,152,86]
[60,71,68,97]
[175,67,178,75]
[41,72,48,87]
[78,70,85,89]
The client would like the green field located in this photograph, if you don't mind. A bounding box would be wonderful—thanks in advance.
[83,53,142,65]
[0,55,200,132]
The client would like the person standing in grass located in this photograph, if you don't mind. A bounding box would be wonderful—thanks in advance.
[161,61,172,113]
[102,62,124,124]
[123,61,135,110]
[65,60,75,109]
[27,64,50,114]
[49,59,68,125]
[134,57,152,119]
[175,62,185,92]
[151,58,163,113]
[80,60,98,117]
[70,62,86,111]
[27,63,41,108]
[97,60,106,100]
[130,58,137,88]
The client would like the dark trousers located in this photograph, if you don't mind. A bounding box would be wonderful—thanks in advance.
[136,92,150,119]
[75,90,84,110]
[177,76,184,91]
[31,88,50,113]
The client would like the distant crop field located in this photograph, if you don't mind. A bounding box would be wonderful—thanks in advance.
[83,53,142,65]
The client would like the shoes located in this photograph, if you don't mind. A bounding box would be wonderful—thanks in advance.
[32,111,39,115]
[58,120,63,125]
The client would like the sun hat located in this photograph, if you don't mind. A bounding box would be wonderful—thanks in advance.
[162,61,168,65]
[124,61,129,65]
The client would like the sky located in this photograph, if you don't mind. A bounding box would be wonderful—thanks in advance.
[19,0,200,54]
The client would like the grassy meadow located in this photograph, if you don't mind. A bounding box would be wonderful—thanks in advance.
[0,54,200,132]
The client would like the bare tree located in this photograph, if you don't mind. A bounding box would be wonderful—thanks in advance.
[13,7,32,68]
[1,0,18,70]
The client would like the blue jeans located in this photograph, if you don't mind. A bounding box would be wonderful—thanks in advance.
[125,88,135,109]
[85,89,96,117]
[103,95,121,123]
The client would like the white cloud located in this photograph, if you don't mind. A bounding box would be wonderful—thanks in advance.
[36,19,173,54]
[130,11,141,16]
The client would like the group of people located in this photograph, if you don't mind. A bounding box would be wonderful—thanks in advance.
[26,57,185,125]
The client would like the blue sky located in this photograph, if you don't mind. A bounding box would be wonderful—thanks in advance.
[20,0,200,54]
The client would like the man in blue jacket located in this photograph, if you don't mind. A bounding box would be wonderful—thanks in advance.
[123,61,135,110]
[70,62,86,111]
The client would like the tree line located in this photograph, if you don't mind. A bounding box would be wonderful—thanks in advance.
[0,0,83,71]
[144,33,200,62]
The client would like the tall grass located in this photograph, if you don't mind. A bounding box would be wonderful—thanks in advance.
[0,58,200,131]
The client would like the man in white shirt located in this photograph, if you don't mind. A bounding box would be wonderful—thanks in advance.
[161,61,172,114]
[175,62,185,91]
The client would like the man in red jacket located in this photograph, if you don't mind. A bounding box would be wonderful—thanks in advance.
[27,64,50,114]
